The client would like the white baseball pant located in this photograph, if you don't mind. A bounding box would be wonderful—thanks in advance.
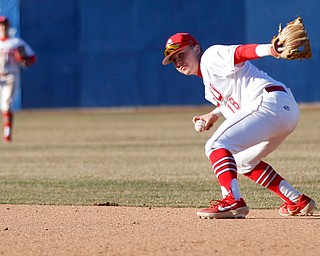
[0,73,19,112]
[205,89,299,174]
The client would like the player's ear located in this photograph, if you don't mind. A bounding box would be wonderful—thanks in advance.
[194,44,201,55]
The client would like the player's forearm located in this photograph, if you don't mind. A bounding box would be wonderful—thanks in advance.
[20,55,36,67]
[234,44,274,64]
[212,107,222,117]
[24,55,36,66]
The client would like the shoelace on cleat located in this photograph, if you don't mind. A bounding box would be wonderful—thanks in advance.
[209,198,234,208]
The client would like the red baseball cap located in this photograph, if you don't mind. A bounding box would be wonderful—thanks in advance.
[162,33,199,65]
[0,16,9,25]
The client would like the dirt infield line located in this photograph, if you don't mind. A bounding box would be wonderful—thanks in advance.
[1,205,319,256]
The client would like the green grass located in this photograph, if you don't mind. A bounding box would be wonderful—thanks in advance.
[0,107,319,209]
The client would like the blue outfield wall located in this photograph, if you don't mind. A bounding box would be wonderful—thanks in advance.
[17,0,320,109]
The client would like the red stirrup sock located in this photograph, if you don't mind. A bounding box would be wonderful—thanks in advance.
[244,161,300,204]
[209,148,241,200]
[2,112,13,142]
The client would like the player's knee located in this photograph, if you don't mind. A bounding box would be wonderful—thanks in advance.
[1,106,10,113]
[204,141,214,158]
[204,141,227,159]
[236,161,260,174]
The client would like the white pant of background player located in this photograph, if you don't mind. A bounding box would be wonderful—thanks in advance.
[0,72,19,142]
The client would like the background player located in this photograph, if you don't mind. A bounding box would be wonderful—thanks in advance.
[162,32,315,218]
[0,16,36,142]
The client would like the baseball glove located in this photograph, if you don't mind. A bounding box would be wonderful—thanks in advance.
[14,46,31,67]
[271,16,312,60]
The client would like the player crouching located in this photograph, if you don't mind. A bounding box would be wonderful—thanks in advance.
[162,17,315,219]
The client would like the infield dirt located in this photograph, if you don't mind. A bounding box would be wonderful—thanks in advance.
[1,205,319,256]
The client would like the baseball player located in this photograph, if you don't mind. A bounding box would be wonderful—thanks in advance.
[162,32,315,218]
[0,16,36,142]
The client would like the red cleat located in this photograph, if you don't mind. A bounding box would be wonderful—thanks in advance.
[197,195,249,219]
[279,194,315,217]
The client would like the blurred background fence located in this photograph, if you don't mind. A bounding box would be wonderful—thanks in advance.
[1,0,319,109]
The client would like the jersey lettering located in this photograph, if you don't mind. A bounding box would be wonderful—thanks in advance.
[227,97,240,113]
[209,84,240,113]
[209,84,223,101]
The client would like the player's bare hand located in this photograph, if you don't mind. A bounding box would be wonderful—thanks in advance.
[269,43,285,58]
[192,112,219,131]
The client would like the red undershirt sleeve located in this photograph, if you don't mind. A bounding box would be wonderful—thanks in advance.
[234,44,260,64]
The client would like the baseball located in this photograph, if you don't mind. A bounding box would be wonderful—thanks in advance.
[194,120,205,132]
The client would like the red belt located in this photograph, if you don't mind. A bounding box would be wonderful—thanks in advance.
[265,86,287,93]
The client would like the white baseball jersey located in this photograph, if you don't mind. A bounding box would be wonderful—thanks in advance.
[0,37,35,112]
[200,45,286,118]
[0,37,35,74]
